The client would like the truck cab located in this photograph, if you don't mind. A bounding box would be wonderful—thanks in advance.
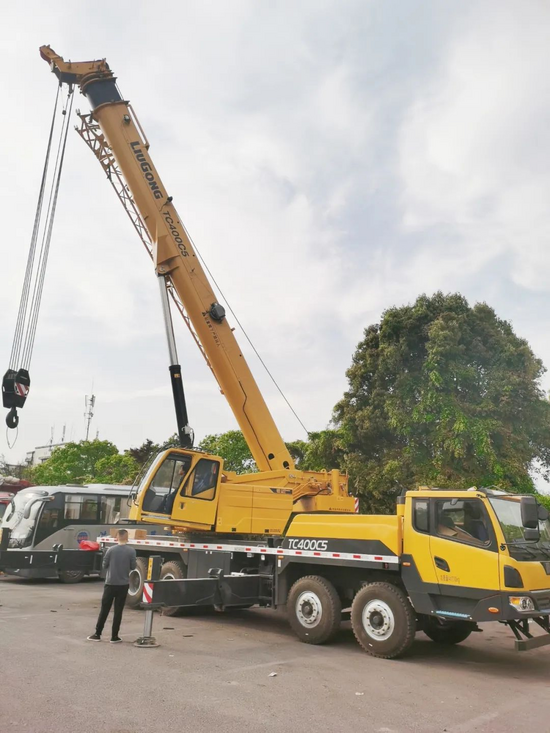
[402,488,550,635]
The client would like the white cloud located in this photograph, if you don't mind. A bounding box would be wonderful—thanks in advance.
[1,0,550,488]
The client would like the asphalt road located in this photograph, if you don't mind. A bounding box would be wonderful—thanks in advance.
[1,576,549,733]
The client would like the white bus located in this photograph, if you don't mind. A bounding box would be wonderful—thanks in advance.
[0,484,138,582]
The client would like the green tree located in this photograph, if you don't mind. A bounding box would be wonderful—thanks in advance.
[126,439,161,468]
[30,440,134,485]
[334,292,550,513]
[198,430,257,473]
[286,430,344,471]
[94,454,139,484]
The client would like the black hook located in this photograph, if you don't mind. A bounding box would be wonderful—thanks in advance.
[6,407,19,430]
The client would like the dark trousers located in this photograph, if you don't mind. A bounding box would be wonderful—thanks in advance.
[96,584,129,638]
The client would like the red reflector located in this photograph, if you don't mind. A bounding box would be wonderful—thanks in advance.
[203,545,208,549]
[245,548,251,551]
[277,549,284,554]
[261,549,267,553]
[217,546,222,550]
[353,554,361,559]
[296,551,302,555]
[190,544,195,547]
[332,553,340,558]
[314,552,321,556]
[374,556,382,560]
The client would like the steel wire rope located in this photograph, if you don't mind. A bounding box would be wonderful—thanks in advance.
[9,85,61,369]
[179,222,310,437]
[21,88,74,370]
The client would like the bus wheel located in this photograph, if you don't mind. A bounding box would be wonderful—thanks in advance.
[351,582,416,659]
[59,570,85,584]
[287,575,342,644]
[126,557,148,609]
[160,561,187,617]
[422,616,473,645]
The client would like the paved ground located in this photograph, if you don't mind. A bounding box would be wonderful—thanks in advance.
[1,576,550,733]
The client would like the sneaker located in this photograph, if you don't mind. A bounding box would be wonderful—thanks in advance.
[110,636,122,644]
[87,633,101,641]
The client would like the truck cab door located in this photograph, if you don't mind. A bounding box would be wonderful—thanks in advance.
[170,457,221,529]
[429,497,500,598]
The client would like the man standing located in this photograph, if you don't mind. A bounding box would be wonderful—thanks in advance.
[87,529,137,643]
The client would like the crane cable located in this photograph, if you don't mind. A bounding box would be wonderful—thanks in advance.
[3,84,73,434]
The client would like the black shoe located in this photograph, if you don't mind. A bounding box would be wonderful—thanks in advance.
[110,636,122,644]
[87,633,101,641]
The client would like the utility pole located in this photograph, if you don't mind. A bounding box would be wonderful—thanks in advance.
[84,393,96,441]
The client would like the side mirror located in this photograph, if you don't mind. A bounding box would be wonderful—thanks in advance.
[538,504,549,522]
[524,527,540,542]
[23,494,53,520]
[520,496,539,529]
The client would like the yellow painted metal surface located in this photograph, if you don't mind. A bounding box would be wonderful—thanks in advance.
[286,513,402,555]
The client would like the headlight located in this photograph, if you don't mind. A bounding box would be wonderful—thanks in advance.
[509,596,535,612]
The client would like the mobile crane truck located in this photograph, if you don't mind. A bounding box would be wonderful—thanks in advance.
[11,47,550,659]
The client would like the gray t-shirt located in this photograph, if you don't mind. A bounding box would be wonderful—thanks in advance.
[103,544,137,586]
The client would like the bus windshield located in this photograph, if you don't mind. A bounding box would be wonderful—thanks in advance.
[2,489,51,548]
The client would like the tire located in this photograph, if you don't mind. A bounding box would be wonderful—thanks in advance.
[58,570,85,584]
[351,582,416,659]
[126,557,148,609]
[287,575,342,645]
[422,616,473,645]
[159,560,187,617]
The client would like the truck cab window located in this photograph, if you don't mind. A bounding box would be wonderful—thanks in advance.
[189,459,219,500]
[143,455,192,513]
[413,500,429,533]
[435,499,491,547]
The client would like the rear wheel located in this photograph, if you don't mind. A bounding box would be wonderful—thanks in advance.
[422,616,473,645]
[287,575,342,644]
[126,557,148,609]
[351,582,416,659]
[58,570,85,584]
[160,560,187,617]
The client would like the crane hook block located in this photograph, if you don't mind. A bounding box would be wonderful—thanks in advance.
[2,368,30,428]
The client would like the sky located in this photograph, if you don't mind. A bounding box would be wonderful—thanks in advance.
[1,1,549,485]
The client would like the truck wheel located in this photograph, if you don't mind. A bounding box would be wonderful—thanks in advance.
[287,575,342,644]
[126,557,148,609]
[422,617,473,645]
[351,582,416,659]
[59,570,85,584]
[160,561,187,617]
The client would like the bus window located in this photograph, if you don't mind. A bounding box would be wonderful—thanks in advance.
[64,495,99,522]
[100,496,122,523]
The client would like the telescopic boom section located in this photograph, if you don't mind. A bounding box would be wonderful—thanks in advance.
[40,46,293,472]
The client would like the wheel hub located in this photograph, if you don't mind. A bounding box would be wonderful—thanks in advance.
[296,591,323,628]
[362,599,395,641]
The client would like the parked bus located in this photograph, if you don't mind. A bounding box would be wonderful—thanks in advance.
[0,484,139,582]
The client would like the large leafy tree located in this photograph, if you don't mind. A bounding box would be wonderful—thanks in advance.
[334,292,550,512]
[31,440,137,486]
[198,430,257,474]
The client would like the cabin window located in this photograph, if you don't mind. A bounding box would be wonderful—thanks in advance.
[64,495,99,522]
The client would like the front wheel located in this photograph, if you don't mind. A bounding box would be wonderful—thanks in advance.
[159,561,187,617]
[287,575,342,644]
[58,570,85,584]
[351,582,416,659]
[421,616,473,645]
[126,557,148,609]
